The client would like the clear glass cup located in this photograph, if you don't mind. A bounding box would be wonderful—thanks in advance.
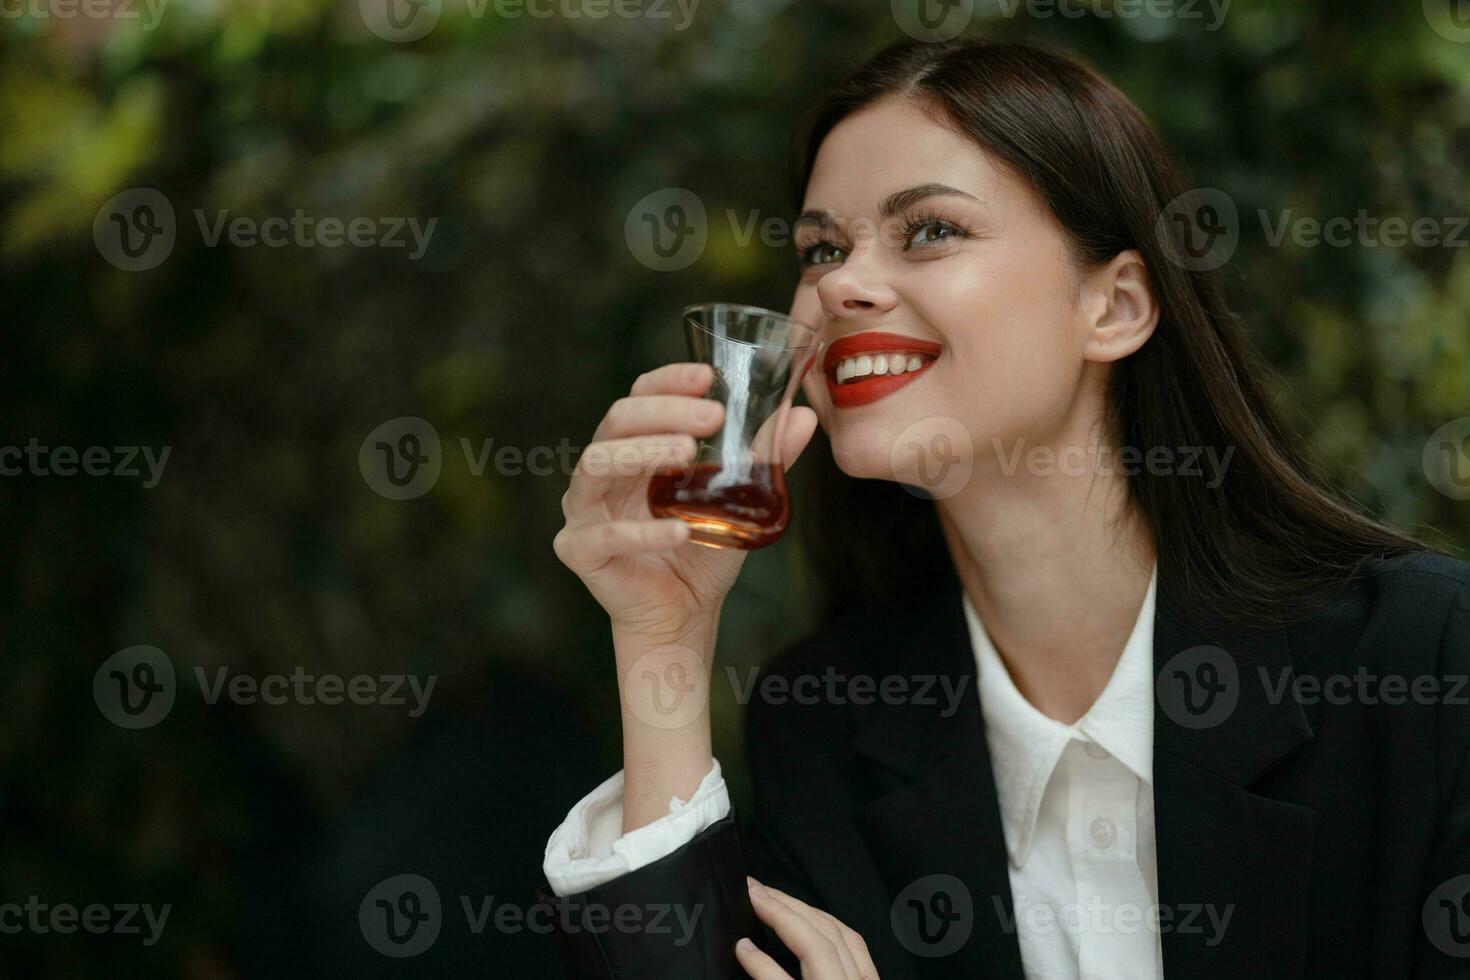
[647,303,821,550]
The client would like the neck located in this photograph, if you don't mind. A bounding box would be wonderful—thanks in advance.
[935,416,1156,725]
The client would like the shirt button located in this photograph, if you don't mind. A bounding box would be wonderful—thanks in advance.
[1083,741,1108,760]
[1089,817,1116,849]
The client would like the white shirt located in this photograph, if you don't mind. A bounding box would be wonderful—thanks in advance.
[544,567,1162,980]
[968,567,1162,980]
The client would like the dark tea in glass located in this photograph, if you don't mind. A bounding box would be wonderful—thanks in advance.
[646,303,819,550]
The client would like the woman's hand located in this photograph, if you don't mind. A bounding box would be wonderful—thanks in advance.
[737,877,879,979]
[553,361,818,643]
[554,362,819,833]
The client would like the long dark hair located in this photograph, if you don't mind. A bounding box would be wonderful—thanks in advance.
[790,37,1428,628]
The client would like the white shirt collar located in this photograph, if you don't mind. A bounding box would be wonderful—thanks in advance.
[963,564,1158,869]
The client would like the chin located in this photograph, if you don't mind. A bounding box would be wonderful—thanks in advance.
[825,422,903,480]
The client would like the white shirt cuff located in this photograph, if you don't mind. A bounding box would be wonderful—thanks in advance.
[543,758,731,897]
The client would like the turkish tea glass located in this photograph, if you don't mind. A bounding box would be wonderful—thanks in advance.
[647,303,820,550]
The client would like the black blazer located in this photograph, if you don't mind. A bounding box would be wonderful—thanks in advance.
[537,551,1470,978]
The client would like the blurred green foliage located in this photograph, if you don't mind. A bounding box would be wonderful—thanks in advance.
[2,0,1467,974]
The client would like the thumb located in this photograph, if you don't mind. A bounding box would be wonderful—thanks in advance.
[779,406,820,473]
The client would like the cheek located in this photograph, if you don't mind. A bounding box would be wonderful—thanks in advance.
[917,253,1083,429]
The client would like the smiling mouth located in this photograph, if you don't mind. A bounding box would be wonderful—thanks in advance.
[821,331,942,408]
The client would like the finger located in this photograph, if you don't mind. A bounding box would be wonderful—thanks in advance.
[629,362,714,397]
[593,394,724,442]
[778,406,819,473]
[552,518,691,576]
[734,937,794,980]
[747,878,849,978]
[759,882,876,979]
[755,881,860,978]
[563,434,696,519]
[746,401,818,466]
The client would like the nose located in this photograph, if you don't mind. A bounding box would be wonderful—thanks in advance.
[815,249,898,325]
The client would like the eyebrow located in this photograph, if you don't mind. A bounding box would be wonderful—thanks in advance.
[793,182,981,233]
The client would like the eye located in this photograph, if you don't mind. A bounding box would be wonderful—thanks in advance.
[797,240,846,268]
[903,216,966,249]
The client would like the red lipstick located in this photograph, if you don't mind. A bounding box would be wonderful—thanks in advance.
[822,331,942,408]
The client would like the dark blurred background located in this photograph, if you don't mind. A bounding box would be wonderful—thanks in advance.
[2,0,1468,975]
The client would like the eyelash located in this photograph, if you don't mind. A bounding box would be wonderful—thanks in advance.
[796,211,969,267]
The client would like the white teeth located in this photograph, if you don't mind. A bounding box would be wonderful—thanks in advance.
[831,352,933,384]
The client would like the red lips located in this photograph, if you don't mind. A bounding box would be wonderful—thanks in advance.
[822,331,943,409]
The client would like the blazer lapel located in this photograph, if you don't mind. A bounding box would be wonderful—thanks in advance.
[851,570,1026,980]
[844,567,1318,979]
[1151,575,1317,978]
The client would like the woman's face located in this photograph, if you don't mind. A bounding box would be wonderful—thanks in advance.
[790,95,1097,482]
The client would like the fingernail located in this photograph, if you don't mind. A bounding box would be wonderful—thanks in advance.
[737,938,756,953]
[746,876,767,897]
[700,401,721,421]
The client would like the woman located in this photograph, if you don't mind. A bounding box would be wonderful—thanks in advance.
[540,37,1470,979]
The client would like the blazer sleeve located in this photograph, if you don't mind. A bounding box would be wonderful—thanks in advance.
[532,645,828,977]
[534,810,760,979]
[1413,575,1470,977]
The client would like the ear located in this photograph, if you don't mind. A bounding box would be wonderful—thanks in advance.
[1079,249,1159,363]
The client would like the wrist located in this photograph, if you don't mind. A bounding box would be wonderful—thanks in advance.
[611,613,719,664]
